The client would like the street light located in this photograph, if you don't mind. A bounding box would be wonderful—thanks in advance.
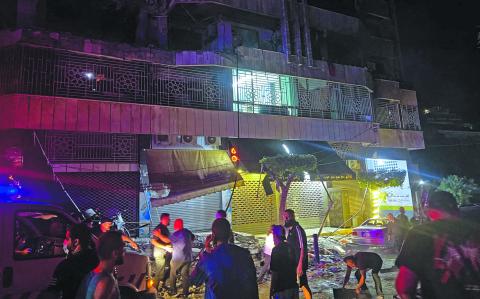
[282,143,291,155]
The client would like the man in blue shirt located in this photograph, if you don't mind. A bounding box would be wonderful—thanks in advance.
[190,218,258,299]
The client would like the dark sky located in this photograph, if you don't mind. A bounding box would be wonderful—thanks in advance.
[395,0,480,121]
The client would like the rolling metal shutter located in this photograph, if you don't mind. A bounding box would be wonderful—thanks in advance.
[57,172,140,235]
[151,192,222,233]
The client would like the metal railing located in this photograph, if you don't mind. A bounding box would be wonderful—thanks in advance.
[375,100,421,130]
[0,45,390,125]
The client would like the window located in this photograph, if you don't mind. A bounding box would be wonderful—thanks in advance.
[232,69,297,116]
[14,211,72,260]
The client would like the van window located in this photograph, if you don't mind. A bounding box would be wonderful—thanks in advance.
[14,211,71,260]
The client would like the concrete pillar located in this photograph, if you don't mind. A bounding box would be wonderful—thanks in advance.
[320,30,329,61]
[300,0,313,67]
[16,0,45,27]
[290,0,303,65]
[217,20,233,52]
[151,15,168,49]
[280,0,291,62]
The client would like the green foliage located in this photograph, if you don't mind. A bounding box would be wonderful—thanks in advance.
[260,154,317,181]
[437,175,479,206]
[357,170,406,189]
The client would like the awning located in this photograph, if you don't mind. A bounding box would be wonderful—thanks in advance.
[145,149,242,206]
[227,139,355,181]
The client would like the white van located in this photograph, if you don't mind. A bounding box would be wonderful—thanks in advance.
[0,200,155,298]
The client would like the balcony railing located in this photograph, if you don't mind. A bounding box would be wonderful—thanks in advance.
[0,45,376,124]
[375,100,421,130]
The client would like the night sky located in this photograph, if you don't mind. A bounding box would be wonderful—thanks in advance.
[396,0,480,122]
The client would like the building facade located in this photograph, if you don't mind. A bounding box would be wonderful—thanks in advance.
[0,0,423,234]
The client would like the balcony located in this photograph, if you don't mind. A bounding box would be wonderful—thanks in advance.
[0,45,374,124]
[375,100,420,131]
[373,79,421,131]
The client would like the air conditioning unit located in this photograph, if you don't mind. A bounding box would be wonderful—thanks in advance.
[180,135,194,144]
[152,135,170,149]
[206,136,221,146]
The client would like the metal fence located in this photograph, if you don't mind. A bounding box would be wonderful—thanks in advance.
[0,45,425,128]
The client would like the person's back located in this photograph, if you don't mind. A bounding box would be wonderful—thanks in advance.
[170,228,194,262]
[354,252,382,270]
[270,241,298,296]
[191,218,258,299]
[76,270,119,299]
[396,191,480,299]
[198,243,258,299]
[396,218,480,299]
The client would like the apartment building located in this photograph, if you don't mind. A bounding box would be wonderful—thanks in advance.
[0,0,423,234]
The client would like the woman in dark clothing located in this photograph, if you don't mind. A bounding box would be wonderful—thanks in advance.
[270,225,298,299]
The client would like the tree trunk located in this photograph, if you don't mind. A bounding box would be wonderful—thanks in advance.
[278,175,294,223]
[279,185,289,221]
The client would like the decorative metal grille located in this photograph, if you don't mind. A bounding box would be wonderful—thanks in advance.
[233,69,373,121]
[297,80,373,122]
[57,172,139,236]
[151,65,232,110]
[43,131,138,163]
[232,174,277,229]
[0,47,22,94]
[232,176,328,234]
[370,159,400,172]
[400,104,421,130]
[54,51,148,102]
[375,99,401,129]
[1,45,425,127]
[329,142,358,160]
[286,182,328,229]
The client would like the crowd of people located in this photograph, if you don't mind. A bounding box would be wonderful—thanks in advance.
[42,190,479,299]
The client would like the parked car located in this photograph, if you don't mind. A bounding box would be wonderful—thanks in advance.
[0,200,155,298]
[351,218,388,246]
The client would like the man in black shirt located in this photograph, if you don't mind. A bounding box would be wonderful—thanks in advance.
[343,252,383,296]
[151,213,172,290]
[283,209,312,298]
[49,223,99,299]
[394,207,410,250]
[396,191,480,299]
[270,225,298,299]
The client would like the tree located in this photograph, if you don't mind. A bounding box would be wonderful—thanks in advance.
[437,175,479,206]
[357,170,407,190]
[260,154,317,219]
[357,169,407,218]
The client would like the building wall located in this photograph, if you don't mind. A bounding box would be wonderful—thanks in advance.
[329,180,372,227]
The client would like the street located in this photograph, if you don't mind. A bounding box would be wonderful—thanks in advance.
[157,234,400,299]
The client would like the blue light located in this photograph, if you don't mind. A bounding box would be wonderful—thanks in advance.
[0,186,19,196]
[0,175,22,199]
